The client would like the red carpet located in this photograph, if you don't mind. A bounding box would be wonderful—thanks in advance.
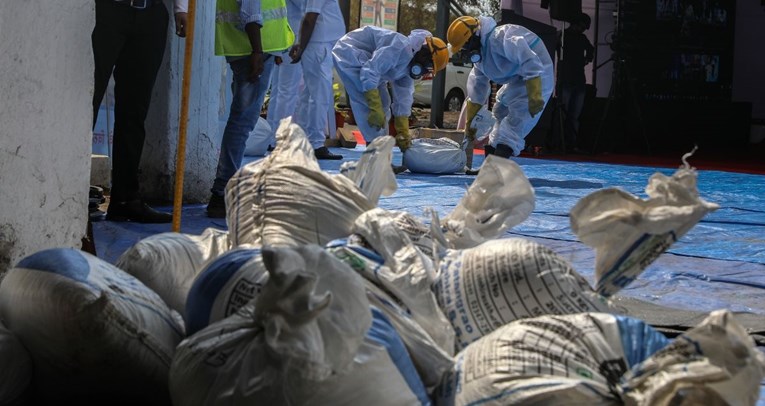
[519,145,765,175]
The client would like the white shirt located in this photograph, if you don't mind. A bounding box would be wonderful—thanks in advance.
[300,0,345,43]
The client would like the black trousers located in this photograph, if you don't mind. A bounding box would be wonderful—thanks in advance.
[92,0,169,202]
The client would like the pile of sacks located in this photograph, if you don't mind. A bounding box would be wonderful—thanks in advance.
[0,120,762,405]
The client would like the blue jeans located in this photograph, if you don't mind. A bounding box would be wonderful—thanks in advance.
[211,55,275,195]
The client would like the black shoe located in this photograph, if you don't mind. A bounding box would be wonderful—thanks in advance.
[465,168,480,175]
[314,146,343,160]
[391,164,407,175]
[494,143,515,158]
[106,199,172,223]
[206,194,226,218]
[484,145,495,156]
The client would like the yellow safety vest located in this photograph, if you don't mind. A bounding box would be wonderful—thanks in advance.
[215,0,294,56]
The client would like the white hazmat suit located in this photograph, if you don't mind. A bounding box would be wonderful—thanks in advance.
[332,27,432,143]
[266,0,305,137]
[468,16,554,155]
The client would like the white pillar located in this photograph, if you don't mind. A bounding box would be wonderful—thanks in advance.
[0,0,94,273]
[141,0,223,203]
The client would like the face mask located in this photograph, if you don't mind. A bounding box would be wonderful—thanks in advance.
[463,35,482,63]
[409,47,433,79]
[409,63,426,79]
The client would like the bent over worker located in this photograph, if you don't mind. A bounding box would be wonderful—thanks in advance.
[332,27,449,152]
[447,15,554,175]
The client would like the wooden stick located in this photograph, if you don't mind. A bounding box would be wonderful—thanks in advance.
[172,0,197,232]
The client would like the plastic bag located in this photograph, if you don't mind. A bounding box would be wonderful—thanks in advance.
[570,152,719,296]
[243,117,273,156]
[339,135,398,205]
[441,155,535,249]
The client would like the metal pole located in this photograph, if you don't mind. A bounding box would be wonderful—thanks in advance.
[172,0,197,232]
[429,0,449,128]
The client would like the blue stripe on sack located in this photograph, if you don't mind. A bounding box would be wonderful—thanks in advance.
[185,248,261,335]
[615,315,671,367]
[17,248,90,282]
[367,307,432,405]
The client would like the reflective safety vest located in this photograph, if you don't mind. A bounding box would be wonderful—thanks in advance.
[215,0,294,56]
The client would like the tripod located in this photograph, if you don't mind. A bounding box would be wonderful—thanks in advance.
[591,54,650,155]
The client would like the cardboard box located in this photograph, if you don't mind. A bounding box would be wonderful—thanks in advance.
[335,125,359,148]
[414,128,465,145]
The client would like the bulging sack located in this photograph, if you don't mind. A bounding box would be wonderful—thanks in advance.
[403,138,467,174]
[226,119,375,247]
[170,245,430,405]
[0,320,32,405]
[116,228,230,318]
[435,313,670,406]
[184,246,268,336]
[0,248,184,404]
[571,154,719,297]
[434,238,610,350]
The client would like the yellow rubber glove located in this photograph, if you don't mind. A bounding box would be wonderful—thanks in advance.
[364,89,386,129]
[464,100,483,141]
[393,116,411,151]
[525,76,545,117]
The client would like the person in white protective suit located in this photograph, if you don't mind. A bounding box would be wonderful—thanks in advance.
[289,0,346,160]
[266,0,305,143]
[332,27,449,154]
[447,15,554,175]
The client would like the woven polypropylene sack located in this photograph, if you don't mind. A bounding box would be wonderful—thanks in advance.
[0,248,184,404]
[116,228,230,318]
[434,238,610,350]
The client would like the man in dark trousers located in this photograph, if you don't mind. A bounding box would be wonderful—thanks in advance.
[92,0,188,223]
[556,12,593,153]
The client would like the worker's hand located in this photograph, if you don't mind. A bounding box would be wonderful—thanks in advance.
[525,76,545,117]
[364,89,386,129]
[393,116,411,151]
[275,56,283,65]
[463,99,483,141]
[248,52,264,83]
[174,12,188,38]
[289,44,303,63]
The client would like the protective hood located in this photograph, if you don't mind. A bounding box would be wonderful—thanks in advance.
[407,29,433,55]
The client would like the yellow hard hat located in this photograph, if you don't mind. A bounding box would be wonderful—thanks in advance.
[427,36,449,73]
[447,16,480,54]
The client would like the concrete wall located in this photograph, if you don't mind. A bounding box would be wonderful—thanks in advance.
[0,1,94,273]
[141,0,223,203]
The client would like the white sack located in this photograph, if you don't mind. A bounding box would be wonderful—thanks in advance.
[621,310,765,406]
[435,312,670,406]
[0,320,32,405]
[170,245,430,405]
[184,246,268,336]
[434,238,610,350]
[0,248,184,404]
[244,117,273,156]
[326,237,455,390]
[340,135,398,205]
[116,228,230,317]
[352,209,456,356]
[403,138,467,174]
[441,155,535,249]
[570,153,719,296]
[226,118,375,247]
